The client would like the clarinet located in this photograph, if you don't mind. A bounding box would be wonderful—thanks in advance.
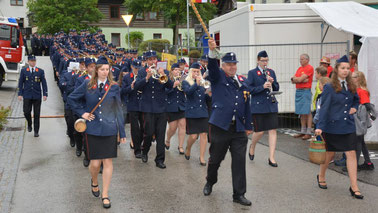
[264,66,277,103]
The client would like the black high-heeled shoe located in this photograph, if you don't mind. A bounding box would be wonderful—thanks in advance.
[102,197,111,208]
[178,147,185,155]
[248,145,254,161]
[268,159,278,167]
[165,141,170,150]
[199,157,206,166]
[317,175,327,189]
[184,147,190,160]
[349,187,364,199]
[91,179,100,197]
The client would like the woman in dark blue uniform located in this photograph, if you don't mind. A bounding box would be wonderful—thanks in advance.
[315,55,363,199]
[68,56,126,208]
[247,51,280,167]
[182,63,209,166]
[165,63,187,154]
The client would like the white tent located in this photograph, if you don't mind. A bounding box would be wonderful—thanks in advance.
[307,1,378,142]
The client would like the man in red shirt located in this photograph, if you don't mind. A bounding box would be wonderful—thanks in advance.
[320,56,333,77]
[291,54,314,140]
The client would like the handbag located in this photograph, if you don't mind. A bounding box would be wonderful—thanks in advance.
[309,135,326,165]
[74,84,113,133]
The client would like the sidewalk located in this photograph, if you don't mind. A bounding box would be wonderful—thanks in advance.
[257,129,378,186]
[0,91,25,213]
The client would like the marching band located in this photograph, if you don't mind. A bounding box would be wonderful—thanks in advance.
[17,28,367,209]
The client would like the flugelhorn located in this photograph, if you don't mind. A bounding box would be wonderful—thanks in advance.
[149,65,168,84]
[199,77,211,89]
[173,75,184,91]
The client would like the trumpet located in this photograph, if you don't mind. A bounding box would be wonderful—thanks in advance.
[104,55,115,66]
[199,77,211,89]
[173,75,183,91]
[149,65,168,84]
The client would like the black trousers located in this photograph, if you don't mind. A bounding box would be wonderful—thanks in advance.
[53,67,59,82]
[23,99,41,133]
[129,111,144,155]
[356,135,371,164]
[207,124,248,197]
[142,112,167,163]
[64,108,75,139]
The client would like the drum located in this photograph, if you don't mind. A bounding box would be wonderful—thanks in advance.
[74,118,87,132]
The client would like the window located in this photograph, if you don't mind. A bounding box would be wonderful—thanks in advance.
[136,13,144,20]
[111,33,120,47]
[110,6,120,19]
[153,33,162,39]
[0,25,11,41]
[11,0,23,6]
[214,32,220,46]
[148,12,157,20]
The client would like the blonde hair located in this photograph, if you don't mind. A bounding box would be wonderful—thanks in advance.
[319,77,331,86]
[354,71,369,95]
[185,68,197,86]
[87,64,115,90]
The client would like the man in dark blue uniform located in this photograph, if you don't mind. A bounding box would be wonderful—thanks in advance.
[59,62,80,149]
[121,60,144,158]
[203,39,252,206]
[18,56,48,137]
[134,50,173,169]
[199,54,209,75]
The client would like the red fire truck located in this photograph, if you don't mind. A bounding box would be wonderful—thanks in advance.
[0,16,25,87]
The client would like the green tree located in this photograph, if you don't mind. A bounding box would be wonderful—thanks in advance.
[124,0,217,46]
[27,0,104,34]
[125,31,144,48]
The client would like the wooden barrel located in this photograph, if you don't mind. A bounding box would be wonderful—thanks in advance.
[74,118,87,133]
[309,140,326,164]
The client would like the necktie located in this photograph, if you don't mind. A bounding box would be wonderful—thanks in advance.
[99,83,104,92]
[31,68,34,74]
[341,81,347,91]
[232,77,239,88]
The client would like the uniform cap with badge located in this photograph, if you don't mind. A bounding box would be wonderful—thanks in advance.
[222,52,239,63]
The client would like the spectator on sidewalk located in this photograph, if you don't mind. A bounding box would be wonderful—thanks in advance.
[291,54,314,140]
[349,51,358,73]
[313,77,331,125]
[319,56,333,77]
[351,71,375,171]
[312,66,328,116]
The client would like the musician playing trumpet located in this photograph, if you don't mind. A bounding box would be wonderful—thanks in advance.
[165,63,187,154]
[134,50,173,169]
[182,63,210,166]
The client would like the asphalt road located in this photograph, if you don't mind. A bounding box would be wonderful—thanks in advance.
[8,57,378,213]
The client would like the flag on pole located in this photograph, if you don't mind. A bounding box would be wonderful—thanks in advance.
[192,0,209,3]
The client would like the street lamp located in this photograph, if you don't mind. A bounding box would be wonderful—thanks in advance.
[122,14,133,49]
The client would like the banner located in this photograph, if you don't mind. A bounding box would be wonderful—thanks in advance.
[192,0,209,3]
[161,53,177,71]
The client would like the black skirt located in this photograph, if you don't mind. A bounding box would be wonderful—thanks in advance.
[323,132,357,152]
[252,113,279,132]
[186,118,208,134]
[166,111,185,123]
[85,134,118,160]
